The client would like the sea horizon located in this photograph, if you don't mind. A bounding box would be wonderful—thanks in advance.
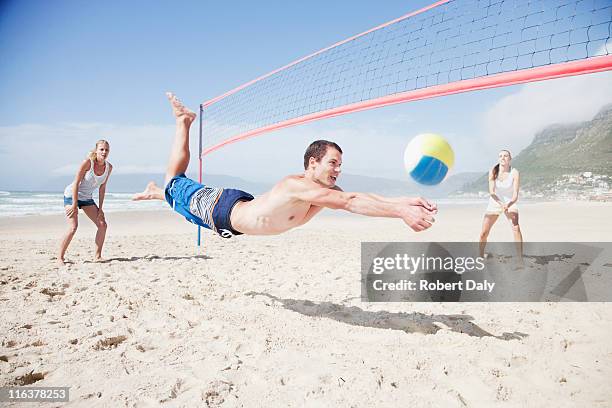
[0,190,566,218]
[0,190,166,217]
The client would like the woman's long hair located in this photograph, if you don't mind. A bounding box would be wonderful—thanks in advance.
[491,149,511,180]
[88,140,110,161]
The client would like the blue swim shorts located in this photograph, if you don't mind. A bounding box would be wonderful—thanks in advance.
[63,197,97,208]
[164,174,254,238]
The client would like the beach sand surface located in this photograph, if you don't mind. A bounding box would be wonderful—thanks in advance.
[1,202,611,407]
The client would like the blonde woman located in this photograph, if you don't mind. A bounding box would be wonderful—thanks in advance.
[479,149,523,260]
[59,140,113,264]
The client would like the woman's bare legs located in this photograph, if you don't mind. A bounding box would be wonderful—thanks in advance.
[81,205,107,261]
[506,211,524,264]
[132,93,196,201]
[58,206,78,265]
[479,213,499,258]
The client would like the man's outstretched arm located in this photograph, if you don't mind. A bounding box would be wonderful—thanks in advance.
[333,185,437,212]
[358,193,437,212]
[293,187,436,232]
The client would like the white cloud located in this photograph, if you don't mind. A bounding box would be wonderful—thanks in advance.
[110,165,168,174]
[51,164,79,176]
[200,109,419,181]
[0,122,176,188]
[51,163,167,175]
[0,103,463,190]
[482,70,612,155]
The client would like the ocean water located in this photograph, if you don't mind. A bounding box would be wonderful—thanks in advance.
[0,191,490,218]
[0,191,165,217]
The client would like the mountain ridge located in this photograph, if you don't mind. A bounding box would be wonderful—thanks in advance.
[461,104,612,194]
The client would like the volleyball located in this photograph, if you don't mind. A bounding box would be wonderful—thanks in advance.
[404,133,454,185]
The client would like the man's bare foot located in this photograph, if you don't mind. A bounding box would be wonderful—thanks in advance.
[132,181,164,201]
[166,92,196,123]
[93,256,105,263]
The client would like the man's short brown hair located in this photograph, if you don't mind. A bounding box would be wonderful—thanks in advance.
[303,140,343,170]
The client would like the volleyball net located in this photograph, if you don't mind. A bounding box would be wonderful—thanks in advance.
[199,0,612,157]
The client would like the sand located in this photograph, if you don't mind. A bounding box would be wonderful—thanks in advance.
[1,202,611,407]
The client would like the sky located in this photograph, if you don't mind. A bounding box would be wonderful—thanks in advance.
[1,0,611,191]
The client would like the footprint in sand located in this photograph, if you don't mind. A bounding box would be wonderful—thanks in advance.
[160,378,184,403]
[202,380,235,407]
[40,288,66,300]
[3,340,17,348]
[14,369,45,386]
[93,335,127,350]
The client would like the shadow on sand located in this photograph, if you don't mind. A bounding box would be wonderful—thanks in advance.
[246,292,527,340]
[84,254,212,263]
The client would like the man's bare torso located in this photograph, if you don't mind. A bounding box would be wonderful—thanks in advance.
[230,175,328,235]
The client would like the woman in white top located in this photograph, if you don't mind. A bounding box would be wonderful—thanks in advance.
[479,149,523,259]
[59,140,113,264]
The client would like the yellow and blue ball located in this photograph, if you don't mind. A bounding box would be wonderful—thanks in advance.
[404,133,454,185]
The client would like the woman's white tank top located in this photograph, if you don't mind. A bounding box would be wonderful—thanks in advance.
[494,169,515,203]
[63,159,110,200]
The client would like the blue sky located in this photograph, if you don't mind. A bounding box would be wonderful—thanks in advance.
[1,0,611,190]
[0,0,445,124]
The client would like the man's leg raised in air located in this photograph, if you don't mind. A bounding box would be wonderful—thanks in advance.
[133,92,197,201]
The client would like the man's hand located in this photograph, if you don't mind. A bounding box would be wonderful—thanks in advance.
[400,205,435,232]
[407,196,438,213]
[65,205,77,218]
